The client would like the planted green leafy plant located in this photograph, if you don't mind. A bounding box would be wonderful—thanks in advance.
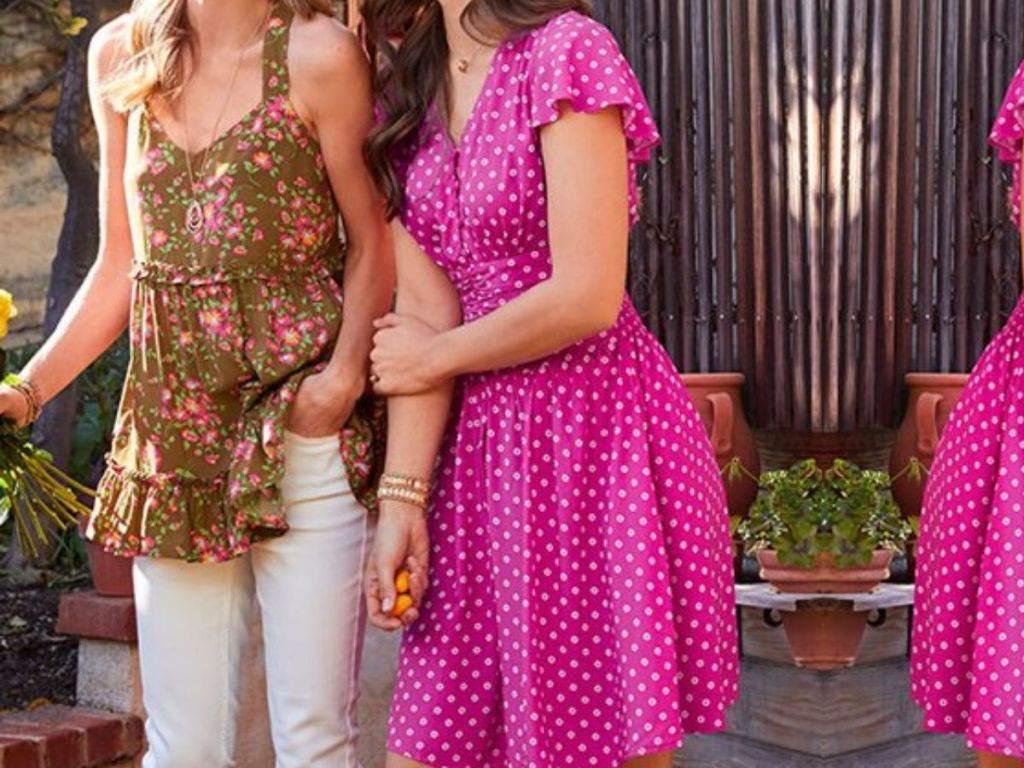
[0,291,93,559]
[737,458,913,569]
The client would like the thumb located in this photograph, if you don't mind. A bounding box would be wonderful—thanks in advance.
[377,554,398,614]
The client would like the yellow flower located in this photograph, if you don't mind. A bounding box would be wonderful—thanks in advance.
[0,290,18,339]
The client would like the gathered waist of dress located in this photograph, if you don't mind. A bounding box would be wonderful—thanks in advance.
[130,253,342,286]
[459,296,650,390]
[450,260,549,322]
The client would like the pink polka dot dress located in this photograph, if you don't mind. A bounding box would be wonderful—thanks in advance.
[911,58,1024,759]
[385,12,739,767]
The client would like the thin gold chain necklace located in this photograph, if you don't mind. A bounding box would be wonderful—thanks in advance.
[453,40,489,74]
[180,3,272,236]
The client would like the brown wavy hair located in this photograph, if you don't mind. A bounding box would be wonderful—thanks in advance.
[363,0,591,218]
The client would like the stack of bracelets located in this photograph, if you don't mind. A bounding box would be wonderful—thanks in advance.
[9,377,42,424]
[377,473,432,511]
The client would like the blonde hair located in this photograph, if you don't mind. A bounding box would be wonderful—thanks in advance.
[102,0,333,112]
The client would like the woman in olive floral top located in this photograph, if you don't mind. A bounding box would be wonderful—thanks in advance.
[0,0,392,765]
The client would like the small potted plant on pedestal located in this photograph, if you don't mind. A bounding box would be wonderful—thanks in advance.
[737,459,912,669]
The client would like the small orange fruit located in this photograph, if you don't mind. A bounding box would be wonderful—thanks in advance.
[395,569,411,595]
[391,593,415,618]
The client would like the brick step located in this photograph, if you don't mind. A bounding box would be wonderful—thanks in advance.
[0,705,143,768]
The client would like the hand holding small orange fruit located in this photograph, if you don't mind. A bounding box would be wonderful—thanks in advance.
[364,505,429,631]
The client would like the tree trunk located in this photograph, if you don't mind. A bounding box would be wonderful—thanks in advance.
[5,0,99,569]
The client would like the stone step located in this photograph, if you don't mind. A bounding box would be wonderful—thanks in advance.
[679,731,973,768]
[0,705,143,768]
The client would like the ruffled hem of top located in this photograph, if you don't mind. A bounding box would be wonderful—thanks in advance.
[991,59,1024,165]
[86,374,385,563]
[86,459,287,563]
[526,12,662,165]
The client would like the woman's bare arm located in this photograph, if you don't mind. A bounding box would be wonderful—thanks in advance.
[286,18,395,436]
[366,221,461,631]
[370,105,631,395]
[0,19,135,424]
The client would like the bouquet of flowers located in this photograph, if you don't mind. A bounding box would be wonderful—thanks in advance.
[0,291,92,558]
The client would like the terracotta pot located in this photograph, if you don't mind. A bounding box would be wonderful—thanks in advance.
[680,373,761,517]
[779,602,870,671]
[756,549,894,594]
[79,520,134,597]
[889,373,969,517]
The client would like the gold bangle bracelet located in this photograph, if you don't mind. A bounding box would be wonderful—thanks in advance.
[378,485,430,510]
[379,472,432,495]
[378,480,429,496]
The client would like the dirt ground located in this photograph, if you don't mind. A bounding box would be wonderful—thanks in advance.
[0,584,78,711]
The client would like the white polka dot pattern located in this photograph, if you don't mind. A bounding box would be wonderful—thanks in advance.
[989,58,1024,225]
[911,262,1024,753]
[384,11,739,768]
[396,11,660,310]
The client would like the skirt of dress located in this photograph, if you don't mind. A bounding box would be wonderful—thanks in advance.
[912,295,1024,758]
[387,305,739,768]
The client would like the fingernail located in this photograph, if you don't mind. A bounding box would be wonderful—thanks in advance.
[382,596,393,612]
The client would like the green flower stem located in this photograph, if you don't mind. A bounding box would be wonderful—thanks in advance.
[10,493,41,559]
[22,472,77,528]
[0,418,95,549]
[20,446,95,501]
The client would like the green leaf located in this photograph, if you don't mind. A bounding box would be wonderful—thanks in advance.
[61,16,89,36]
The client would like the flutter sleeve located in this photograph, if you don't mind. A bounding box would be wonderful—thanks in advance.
[989,58,1024,225]
[527,13,661,174]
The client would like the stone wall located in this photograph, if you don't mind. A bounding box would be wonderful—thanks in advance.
[0,3,73,347]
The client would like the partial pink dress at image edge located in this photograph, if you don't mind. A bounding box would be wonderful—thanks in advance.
[384,12,740,768]
[911,57,1024,758]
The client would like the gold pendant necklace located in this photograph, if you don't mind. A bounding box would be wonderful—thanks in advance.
[185,198,204,235]
[455,41,488,74]
[180,3,271,236]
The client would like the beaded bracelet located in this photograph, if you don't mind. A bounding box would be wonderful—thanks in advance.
[378,473,432,510]
[8,377,42,424]
[380,473,432,494]
[378,485,430,509]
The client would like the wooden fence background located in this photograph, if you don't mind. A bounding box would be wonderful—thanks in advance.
[594,0,1024,431]
[347,1,1024,432]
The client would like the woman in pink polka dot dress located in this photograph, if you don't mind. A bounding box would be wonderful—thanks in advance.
[911,59,1024,767]
[361,1,739,766]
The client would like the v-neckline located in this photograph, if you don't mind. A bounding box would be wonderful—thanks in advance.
[444,38,509,151]
[148,99,266,162]
[145,11,274,162]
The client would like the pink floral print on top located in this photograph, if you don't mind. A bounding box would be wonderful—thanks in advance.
[85,2,384,563]
[385,12,739,767]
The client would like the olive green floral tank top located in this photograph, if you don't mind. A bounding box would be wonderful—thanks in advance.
[87,3,384,562]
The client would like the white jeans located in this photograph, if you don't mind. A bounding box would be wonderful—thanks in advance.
[134,432,371,768]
